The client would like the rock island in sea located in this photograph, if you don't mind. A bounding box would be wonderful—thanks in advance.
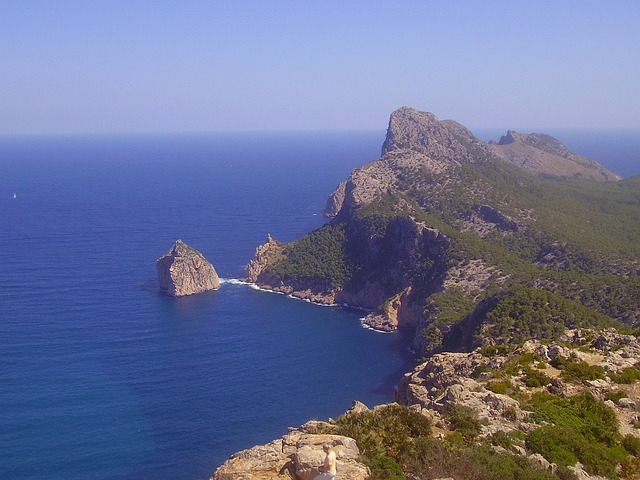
[157,239,220,297]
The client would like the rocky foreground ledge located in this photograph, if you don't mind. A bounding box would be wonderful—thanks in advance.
[212,413,370,480]
[212,329,640,480]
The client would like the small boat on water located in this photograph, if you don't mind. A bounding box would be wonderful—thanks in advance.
[13,193,17,199]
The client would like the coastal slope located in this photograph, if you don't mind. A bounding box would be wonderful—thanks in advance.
[246,107,640,356]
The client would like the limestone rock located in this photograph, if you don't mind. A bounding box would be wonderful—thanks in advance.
[156,240,219,297]
[324,181,347,218]
[245,235,284,284]
[212,439,291,480]
[212,427,369,480]
[344,400,370,415]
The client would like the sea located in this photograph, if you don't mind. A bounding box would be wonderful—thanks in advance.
[0,129,638,480]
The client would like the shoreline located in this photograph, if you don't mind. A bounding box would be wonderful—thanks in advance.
[221,278,397,334]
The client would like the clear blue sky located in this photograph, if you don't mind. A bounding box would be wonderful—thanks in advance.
[2,1,639,134]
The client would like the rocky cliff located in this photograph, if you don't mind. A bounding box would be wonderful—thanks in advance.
[157,239,220,297]
[245,107,640,357]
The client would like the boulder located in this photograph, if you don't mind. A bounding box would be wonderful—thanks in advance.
[156,239,220,297]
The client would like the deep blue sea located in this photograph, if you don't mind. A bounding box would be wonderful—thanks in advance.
[0,129,638,480]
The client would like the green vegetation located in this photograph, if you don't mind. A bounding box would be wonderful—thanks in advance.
[484,286,620,345]
[258,117,639,359]
[604,390,628,402]
[558,359,606,382]
[328,404,574,480]
[522,366,552,387]
[609,364,640,384]
[446,404,485,444]
[269,223,351,290]
[524,392,627,477]
[334,404,431,463]
[248,111,640,480]
[406,440,576,480]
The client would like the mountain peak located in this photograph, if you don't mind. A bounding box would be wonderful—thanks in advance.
[381,107,481,160]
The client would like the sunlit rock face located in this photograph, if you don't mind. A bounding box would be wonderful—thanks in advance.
[157,239,220,297]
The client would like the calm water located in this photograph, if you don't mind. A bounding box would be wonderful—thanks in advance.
[0,131,419,480]
[0,129,637,480]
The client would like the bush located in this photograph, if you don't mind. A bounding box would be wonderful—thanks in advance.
[489,430,516,450]
[478,344,512,357]
[486,380,510,394]
[524,392,627,477]
[270,223,351,290]
[405,437,570,480]
[446,404,484,443]
[484,286,618,345]
[609,365,640,384]
[558,358,605,382]
[623,434,640,456]
[334,404,431,463]
[523,366,552,387]
[367,455,404,480]
[604,390,628,402]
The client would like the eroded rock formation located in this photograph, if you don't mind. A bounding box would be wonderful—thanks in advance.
[156,239,220,297]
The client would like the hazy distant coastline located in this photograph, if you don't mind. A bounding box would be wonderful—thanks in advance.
[473,128,640,178]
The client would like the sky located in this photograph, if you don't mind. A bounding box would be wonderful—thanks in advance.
[1,1,639,134]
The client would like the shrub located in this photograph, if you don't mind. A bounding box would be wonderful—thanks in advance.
[478,344,512,357]
[334,404,431,463]
[524,392,627,477]
[486,378,522,398]
[486,380,509,394]
[558,358,605,382]
[620,455,640,479]
[609,365,640,384]
[604,390,628,403]
[489,430,515,450]
[484,286,618,345]
[406,437,569,480]
[367,455,404,480]
[623,434,640,456]
[446,404,484,443]
[523,366,552,387]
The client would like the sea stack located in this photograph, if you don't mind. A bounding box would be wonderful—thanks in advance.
[156,240,220,297]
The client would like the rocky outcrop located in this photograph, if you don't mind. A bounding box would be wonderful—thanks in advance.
[212,422,369,480]
[489,130,620,181]
[324,181,346,218]
[396,329,640,438]
[156,240,219,297]
[381,106,486,161]
[246,235,285,284]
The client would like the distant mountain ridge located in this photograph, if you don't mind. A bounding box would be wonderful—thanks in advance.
[489,129,620,181]
[246,107,640,357]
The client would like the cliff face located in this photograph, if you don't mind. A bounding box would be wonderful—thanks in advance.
[246,107,640,356]
[157,239,220,297]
